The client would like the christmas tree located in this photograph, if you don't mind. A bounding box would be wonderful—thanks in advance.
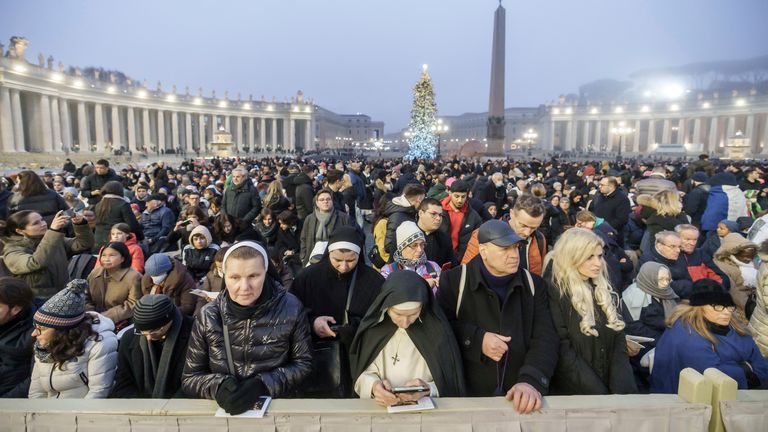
[406,64,438,160]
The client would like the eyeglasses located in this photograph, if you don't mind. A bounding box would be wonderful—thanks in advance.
[134,326,167,336]
[407,242,426,251]
[423,211,442,219]
[711,305,737,313]
[660,243,682,250]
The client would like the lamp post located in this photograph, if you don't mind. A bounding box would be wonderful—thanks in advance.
[431,118,448,160]
[523,129,538,158]
[610,121,635,159]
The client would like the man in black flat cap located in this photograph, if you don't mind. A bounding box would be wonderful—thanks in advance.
[110,294,193,398]
[438,220,558,414]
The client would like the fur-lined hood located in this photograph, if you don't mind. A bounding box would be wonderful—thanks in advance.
[714,233,756,261]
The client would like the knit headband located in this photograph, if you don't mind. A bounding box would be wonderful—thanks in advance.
[222,241,269,274]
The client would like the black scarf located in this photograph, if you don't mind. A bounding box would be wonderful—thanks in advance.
[139,308,183,398]
[349,270,466,397]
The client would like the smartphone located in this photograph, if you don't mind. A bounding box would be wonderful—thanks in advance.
[64,209,75,218]
[392,385,429,394]
[180,219,192,226]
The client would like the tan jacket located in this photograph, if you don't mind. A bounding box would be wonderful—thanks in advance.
[713,233,758,309]
[86,266,142,323]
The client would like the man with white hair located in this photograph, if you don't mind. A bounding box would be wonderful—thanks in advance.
[221,167,262,223]
[638,230,694,299]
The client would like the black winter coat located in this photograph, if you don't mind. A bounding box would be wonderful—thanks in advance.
[299,210,353,265]
[544,267,638,395]
[683,184,710,226]
[0,308,34,398]
[222,180,262,223]
[81,169,123,204]
[589,188,631,233]
[424,229,457,267]
[9,189,68,226]
[437,257,559,396]
[181,280,313,399]
[382,199,416,255]
[110,314,194,398]
[293,174,315,220]
[182,246,218,281]
[93,198,145,252]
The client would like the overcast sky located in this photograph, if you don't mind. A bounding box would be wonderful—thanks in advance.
[3,0,766,130]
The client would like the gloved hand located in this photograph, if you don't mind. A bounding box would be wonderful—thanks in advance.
[214,377,239,413]
[219,376,269,415]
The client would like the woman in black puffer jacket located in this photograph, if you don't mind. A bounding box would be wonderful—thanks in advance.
[181,242,312,414]
[9,171,68,226]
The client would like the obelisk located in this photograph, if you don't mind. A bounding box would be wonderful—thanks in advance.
[486,1,506,156]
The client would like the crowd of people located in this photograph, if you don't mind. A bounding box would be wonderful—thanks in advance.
[1,153,767,414]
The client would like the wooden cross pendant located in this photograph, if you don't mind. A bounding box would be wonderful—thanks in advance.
[391,353,400,365]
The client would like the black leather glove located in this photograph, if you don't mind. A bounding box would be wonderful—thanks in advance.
[214,377,239,413]
[223,377,269,415]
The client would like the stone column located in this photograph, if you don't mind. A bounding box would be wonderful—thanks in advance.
[50,97,62,152]
[709,117,719,152]
[185,113,193,154]
[726,116,735,139]
[288,118,295,151]
[581,121,590,152]
[677,118,686,144]
[648,120,656,150]
[305,118,312,151]
[60,99,72,151]
[94,103,105,153]
[762,114,768,154]
[77,101,89,152]
[260,118,266,149]
[171,111,180,153]
[248,117,255,150]
[38,95,54,153]
[661,119,671,144]
[605,121,613,152]
[546,120,554,151]
[127,107,137,152]
[110,105,122,151]
[271,118,278,148]
[594,121,602,152]
[564,121,574,151]
[224,116,231,133]
[10,89,25,152]
[157,110,165,152]
[633,120,641,153]
[0,87,16,152]
[142,109,151,151]
[197,114,206,153]
[235,117,243,151]
[745,114,756,154]
[692,118,702,145]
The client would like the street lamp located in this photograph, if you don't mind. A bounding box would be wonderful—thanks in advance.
[431,118,448,160]
[610,121,635,159]
[523,129,538,158]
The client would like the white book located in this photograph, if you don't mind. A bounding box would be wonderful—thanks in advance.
[190,289,219,301]
[387,397,435,414]
[626,335,655,343]
[215,396,272,418]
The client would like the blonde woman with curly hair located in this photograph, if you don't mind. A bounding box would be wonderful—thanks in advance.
[637,189,689,253]
[543,228,637,395]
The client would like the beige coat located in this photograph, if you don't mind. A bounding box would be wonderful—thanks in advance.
[86,266,142,323]
[713,233,758,309]
[749,259,768,356]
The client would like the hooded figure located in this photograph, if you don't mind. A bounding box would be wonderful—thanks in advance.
[714,233,759,311]
[622,262,680,345]
[349,270,466,399]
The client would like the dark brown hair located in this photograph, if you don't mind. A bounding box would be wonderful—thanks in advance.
[95,181,125,222]
[0,276,34,314]
[513,193,546,218]
[4,210,36,237]
[403,183,426,198]
[47,314,100,370]
[16,170,48,198]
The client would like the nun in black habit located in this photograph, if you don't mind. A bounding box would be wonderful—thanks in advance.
[349,270,466,405]
[290,225,384,397]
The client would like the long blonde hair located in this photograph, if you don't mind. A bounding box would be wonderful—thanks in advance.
[543,228,625,336]
[654,189,683,216]
[666,304,749,346]
[263,180,284,206]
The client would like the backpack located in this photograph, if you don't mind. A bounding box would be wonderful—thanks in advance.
[68,253,97,280]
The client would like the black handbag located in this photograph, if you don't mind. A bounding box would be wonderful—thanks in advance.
[301,268,358,398]
[367,245,387,269]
